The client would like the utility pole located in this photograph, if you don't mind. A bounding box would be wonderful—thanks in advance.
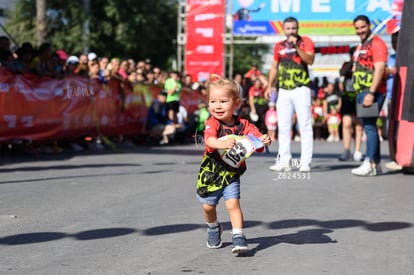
[36,0,46,46]
[82,0,90,54]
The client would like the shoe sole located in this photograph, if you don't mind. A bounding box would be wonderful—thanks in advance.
[269,167,292,172]
[351,171,376,176]
[207,241,223,249]
[232,245,249,254]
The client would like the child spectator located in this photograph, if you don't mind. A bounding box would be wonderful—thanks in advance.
[312,97,325,140]
[265,102,278,141]
[196,76,271,254]
[326,107,341,142]
[193,101,210,134]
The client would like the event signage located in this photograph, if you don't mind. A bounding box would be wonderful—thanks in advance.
[185,0,225,81]
[232,0,402,35]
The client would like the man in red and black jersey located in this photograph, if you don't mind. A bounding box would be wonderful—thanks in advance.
[351,15,388,177]
[265,17,315,173]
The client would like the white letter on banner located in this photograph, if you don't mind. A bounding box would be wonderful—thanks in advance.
[367,0,391,11]
[312,0,330,12]
[271,0,300,13]
[346,0,355,12]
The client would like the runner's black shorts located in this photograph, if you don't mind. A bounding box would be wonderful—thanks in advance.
[167,101,180,113]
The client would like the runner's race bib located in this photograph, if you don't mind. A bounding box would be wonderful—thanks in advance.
[218,134,264,168]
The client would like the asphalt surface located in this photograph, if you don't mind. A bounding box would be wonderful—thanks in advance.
[0,140,413,275]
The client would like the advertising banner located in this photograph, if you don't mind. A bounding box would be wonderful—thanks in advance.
[185,0,226,81]
[0,68,204,142]
[232,0,403,35]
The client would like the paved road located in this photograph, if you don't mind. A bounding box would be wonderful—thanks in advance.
[0,140,413,275]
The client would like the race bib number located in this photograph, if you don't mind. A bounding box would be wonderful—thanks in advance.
[218,134,264,168]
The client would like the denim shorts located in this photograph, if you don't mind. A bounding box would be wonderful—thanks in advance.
[196,182,240,205]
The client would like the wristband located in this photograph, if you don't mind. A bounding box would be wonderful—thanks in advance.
[368,91,376,96]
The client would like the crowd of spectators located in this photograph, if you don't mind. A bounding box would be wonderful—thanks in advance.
[0,36,210,153]
[0,36,388,156]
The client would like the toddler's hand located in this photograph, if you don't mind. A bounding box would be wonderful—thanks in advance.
[222,137,236,149]
[260,134,272,146]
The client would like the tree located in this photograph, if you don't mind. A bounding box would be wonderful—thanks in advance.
[5,0,178,69]
[231,42,270,77]
[36,0,47,46]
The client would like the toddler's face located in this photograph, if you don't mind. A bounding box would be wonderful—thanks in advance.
[208,87,239,124]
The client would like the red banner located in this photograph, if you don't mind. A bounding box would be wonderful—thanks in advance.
[0,68,204,142]
[185,0,225,82]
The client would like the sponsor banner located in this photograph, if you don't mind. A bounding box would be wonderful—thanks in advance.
[0,68,205,142]
[185,0,225,82]
[232,0,402,35]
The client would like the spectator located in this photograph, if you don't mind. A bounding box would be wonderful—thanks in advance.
[338,46,364,161]
[152,66,161,85]
[164,70,182,125]
[146,91,176,144]
[0,49,22,73]
[322,82,341,141]
[88,60,101,80]
[127,71,138,84]
[98,56,110,83]
[136,60,145,72]
[182,74,195,93]
[248,78,268,133]
[87,52,98,65]
[265,16,315,172]
[144,70,157,85]
[326,107,341,142]
[74,54,89,76]
[55,49,68,76]
[351,15,388,177]
[312,97,326,140]
[118,59,129,80]
[194,101,210,134]
[175,105,189,143]
[66,56,79,75]
[265,102,278,141]
[31,42,54,77]
[144,58,152,75]
[136,70,146,84]
[0,36,11,52]
[109,57,121,79]
[244,63,262,84]
[15,42,35,74]
[127,58,136,74]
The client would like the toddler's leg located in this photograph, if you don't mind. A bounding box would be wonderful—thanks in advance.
[202,203,222,249]
[225,198,248,254]
[202,203,217,223]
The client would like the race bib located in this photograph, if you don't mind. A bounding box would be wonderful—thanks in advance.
[218,134,264,168]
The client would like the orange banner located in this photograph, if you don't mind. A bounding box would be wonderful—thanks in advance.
[0,68,205,142]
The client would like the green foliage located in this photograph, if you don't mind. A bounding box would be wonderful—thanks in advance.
[232,43,270,77]
[5,0,178,69]
[5,0,267,73]
[4,0,37,46]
